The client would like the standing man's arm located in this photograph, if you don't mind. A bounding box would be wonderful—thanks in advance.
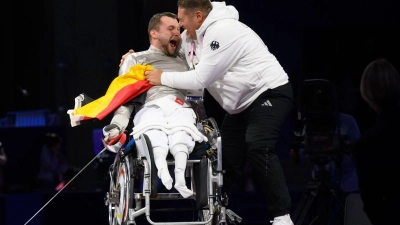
[146,26,242,89]
[119,49,134,67]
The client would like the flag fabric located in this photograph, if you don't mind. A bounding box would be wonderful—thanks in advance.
[67,64,153,127]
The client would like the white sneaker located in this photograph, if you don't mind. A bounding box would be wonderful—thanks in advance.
[270,214,294,225]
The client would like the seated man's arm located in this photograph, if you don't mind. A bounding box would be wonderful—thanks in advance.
[111,104,134,131]
[104,53,139,142]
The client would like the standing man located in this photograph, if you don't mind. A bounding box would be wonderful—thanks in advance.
[145,1,294,224]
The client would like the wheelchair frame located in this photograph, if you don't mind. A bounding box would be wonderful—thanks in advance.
[104,117,241,225]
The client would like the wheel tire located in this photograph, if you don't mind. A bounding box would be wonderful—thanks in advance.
[109,154,131,225]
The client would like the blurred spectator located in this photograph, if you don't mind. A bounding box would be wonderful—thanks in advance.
[291,113,360,184]
[55,166,81,191]
[348,58,400,225]
[37,133,69,191]
[0,141,7,192]
[337,113,360,194]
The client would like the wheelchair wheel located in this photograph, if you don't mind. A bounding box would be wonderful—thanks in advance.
[108,153,131,225]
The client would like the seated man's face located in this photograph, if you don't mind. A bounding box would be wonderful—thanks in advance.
[155,16,181,56]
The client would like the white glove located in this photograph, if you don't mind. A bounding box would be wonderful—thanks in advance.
[103,124,121,143]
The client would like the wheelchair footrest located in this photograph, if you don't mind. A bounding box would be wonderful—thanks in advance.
[166,159,201,165]
[133,192,194,200]
[226,209,242,223]
[150,207,199,212]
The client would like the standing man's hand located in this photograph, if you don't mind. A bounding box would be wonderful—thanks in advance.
[145,70,163,86]
[119,49,135,67]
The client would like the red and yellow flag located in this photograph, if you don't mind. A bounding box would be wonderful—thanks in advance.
[67,64,153,127]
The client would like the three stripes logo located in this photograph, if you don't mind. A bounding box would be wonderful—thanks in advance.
[261,100,272,106]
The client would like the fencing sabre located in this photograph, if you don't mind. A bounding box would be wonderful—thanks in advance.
[24,147,107,225]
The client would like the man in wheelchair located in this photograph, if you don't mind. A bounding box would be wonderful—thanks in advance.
[102,12,207,199]
[65,11,242,225]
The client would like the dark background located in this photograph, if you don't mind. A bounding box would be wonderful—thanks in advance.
[1,0,400,224]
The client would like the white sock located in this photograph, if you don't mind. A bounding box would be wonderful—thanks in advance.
[173,151,193,198]
[153,152,172,190]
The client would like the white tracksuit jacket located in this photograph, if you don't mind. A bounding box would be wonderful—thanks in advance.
[163,1,289,115]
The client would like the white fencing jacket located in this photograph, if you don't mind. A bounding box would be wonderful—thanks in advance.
[163,1,289,114]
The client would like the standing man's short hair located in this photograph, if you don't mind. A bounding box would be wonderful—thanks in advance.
[148,12,178,41]
[177,0,213,15]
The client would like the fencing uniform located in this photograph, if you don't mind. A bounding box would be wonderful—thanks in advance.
[108,45,205,198]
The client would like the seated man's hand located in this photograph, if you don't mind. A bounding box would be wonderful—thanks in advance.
[145,69,163,86]
[119,49,135,67]
[103,124,121,143]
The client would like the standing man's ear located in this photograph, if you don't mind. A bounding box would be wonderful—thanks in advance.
[195,11,203,22]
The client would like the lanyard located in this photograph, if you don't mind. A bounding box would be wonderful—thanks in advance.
[189,35,204,69]
[190,41,195,64]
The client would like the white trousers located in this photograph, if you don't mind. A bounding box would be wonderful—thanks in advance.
[133,105,196,198]
[133,105,196,157]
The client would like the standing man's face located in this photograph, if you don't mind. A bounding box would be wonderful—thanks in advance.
[153,16,181,56]
[178,7,200,40]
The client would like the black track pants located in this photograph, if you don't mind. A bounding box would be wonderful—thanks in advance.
[221,82,293,217]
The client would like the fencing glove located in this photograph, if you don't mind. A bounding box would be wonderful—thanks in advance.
[103,124,121,143]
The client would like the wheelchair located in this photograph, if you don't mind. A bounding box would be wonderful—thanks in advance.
[103,93,242,225]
